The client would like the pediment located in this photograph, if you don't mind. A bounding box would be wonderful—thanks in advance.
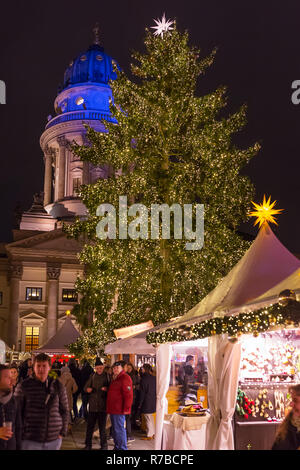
[31,236,81,252]
[19,310,46,320]
[6,229,83,253]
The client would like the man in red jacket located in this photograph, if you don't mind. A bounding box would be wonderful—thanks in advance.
[106,361,133,450]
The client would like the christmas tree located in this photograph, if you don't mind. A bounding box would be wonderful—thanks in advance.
[65,17,259,356]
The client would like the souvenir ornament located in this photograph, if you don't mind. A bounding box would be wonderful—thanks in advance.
[278,289,297,307]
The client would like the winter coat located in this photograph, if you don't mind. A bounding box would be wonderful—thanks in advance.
[14,376,69,442]
[137,372,156,414]
[0,391,22,450]
[178,364,194,386]
[69,364,82,393]
[80,363,94,391]
[84,372,110,412]
[182,365,196,395]
[106,370,133,415]
[58,372,78,410]
[128,371,140,406]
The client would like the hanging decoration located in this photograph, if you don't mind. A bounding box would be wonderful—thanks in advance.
[151,13,174,37]
[236,389,255,419]
[146,299,300,345]
[249,195,283,228]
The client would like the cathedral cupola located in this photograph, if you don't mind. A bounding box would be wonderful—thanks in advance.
[40,25,118,221]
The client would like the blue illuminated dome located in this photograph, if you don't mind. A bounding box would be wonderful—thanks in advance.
[45,32,120,130]
[60,43,119,91]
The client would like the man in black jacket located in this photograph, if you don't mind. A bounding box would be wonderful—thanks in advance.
[79,359,94,421]
[0,364,22,450]
[14,353,69,450]
[137,363,156,440]
[68,359,82,421]
[82,358,110,450]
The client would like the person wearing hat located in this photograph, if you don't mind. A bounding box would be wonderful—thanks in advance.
[106,361,133,450]
[82,358,110,450]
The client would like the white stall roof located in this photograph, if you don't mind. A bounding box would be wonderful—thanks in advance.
[157,223,300,331]
[105,329,156,355]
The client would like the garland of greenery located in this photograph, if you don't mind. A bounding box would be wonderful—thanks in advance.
[146,300,300,345]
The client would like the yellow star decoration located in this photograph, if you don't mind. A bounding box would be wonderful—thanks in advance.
[250,195,283,228]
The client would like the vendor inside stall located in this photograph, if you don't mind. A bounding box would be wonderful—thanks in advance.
[234,327,300,450]
[160,339,209,450]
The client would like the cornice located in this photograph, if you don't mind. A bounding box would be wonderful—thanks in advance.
[6,248,80,263]
[40,119,106,151]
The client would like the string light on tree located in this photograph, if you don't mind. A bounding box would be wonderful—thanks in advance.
[65,19,260,357]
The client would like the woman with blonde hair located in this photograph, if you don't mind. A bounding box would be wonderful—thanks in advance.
[272,384,300,450]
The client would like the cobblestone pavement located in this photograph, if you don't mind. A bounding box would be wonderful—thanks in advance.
[61,419,155,451]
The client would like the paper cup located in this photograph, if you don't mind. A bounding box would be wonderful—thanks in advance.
[3,421,12,430]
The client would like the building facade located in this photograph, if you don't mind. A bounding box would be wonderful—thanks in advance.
[0,30,118,351]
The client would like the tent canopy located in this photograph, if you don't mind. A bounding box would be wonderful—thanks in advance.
[35,316,80,354]
[158,224,300,331]
[105,330,156,355]
[240,267,300,313]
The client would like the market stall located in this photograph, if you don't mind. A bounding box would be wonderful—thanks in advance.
[34,315,80,364]
[147,208,300,450]
[162,412,209,450]
[105,328,210,449]
[232,313,300,449]
[104,322,157,368]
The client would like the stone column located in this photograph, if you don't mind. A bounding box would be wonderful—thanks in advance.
[46,263,60,340]
[82,161,90,185]
[82,134,90,185]
[57,136,67,200]
[43,147,54,206]
[7,263,23,349]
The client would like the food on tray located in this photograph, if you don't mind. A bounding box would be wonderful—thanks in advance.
[181,403,205,413]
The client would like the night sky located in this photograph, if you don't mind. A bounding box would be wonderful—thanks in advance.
[0,1,299,252]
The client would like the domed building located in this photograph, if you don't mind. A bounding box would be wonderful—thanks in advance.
[40,30,119,221]
[0,28,118,354]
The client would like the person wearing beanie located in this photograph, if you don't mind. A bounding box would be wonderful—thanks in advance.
[82,359,110,450]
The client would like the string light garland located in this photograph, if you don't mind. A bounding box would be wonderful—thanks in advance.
[146,300,300,344]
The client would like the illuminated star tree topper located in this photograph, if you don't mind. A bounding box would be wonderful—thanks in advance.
[151,13,174,37]
[250,195,283,228]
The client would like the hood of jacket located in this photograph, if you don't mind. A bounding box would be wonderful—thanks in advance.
[59,372,73,384]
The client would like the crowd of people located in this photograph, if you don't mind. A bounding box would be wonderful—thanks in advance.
[4,353,300,450]
[0,354,157,451]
